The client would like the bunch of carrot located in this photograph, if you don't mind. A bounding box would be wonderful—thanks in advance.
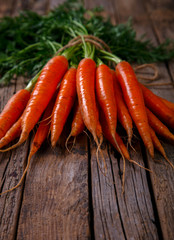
[0,37,174,195]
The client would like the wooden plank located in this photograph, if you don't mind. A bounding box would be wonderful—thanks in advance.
[145,0,174,82]
[49,0,65,10]
[0,0,16,17]
[0,76,30,240]
[143,1,174,239]
[85,1,160,239]
[13,0,48,15]
[0,1,49,239]
[90,142,125,240]
[90,139,159,239]
[0,141,29,240]
[0,1,90,239]
[17,135,90,240]
[0,1,30,239]
[11,0,89,238]
[113,0,174,239]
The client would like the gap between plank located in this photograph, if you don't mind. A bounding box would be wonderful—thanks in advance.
[14,136,32,240]
[140,140,164,240]
[87,137,95,240]
[107,145,128,240]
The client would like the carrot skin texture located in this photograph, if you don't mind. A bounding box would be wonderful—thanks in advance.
[51,67,77,147]
[30,90,57,156]
[3,92,59,195]
[99,109,130,160]
[140,84,174,129]
[116,61,154,158]
[111,70,133,144]
[149,127,168,159]
[0,117,22,148]
[20,55,68,145]
[159,97,174,112]
[96,64,117,138]
[146,107,174,143]
[0,89,30,139]
[70,98,85,137]
[76,58,102,140]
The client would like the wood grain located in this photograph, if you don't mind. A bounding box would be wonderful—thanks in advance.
[0,2,30,240]
[113,0,174,239]
[0,0,174,239]
[17,135,89,240]
[86,0,173,239]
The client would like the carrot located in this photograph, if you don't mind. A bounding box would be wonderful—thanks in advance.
[159,97,174,112]
[116,61,154,158]
[96,64,117,139]
[149,126,174,169]
[146,107,174,143]
[102,121,130,160]
[95,63,126,161]
[0,90,57,195]
[65,98,85,152]
[31,90,58,156]
[51,67,77,147]
[0,55,68,152]
[0,89,30,140]
[76,58,103,146]
[140,83,174,129]
[68,98,85,137]
[0,116,22,149]
[99,105,151,189]
[111,69,133,145]
[96,64,117,142]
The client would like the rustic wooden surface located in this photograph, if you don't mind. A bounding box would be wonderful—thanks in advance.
[0,0,174,239]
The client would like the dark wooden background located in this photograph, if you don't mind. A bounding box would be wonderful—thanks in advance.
[0,0,174,239]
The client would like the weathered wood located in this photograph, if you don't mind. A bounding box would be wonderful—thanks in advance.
[17,135,90,240]
[145,0,174,83]
[0,1,48,240]
[0,0,16,17]
[114,0,174,239]
[85,2,160,239]
[90,139,159,240]
[86,0,174,239]
[90,142,125,240]
[0,2,30,239]
[0,141,29,240]
[110,142,160,240]
[0,0,174,239]
[13,0,48,14]
[143,1,174,239]
[0,73,30,240]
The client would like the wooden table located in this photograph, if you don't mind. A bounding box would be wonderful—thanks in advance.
[0,0,174,239]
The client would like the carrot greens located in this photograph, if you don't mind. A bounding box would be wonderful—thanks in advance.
[0,0,174,84]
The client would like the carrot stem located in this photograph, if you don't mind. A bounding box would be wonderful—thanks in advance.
[25,70,42,92]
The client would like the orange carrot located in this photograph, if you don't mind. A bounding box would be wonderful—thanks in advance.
[140,84,174,129]
[111,69,133,145]
[0,55,68,152]
[98,103,130,160]
[159,97,174,112]
[76,58,103,145]
[96,64,117,136]
[65,98,85,152]
[0,116,22,149]
[69,98,85,137]
[0,90,57,195]
[116,61,154,158]
[146,107,174,143]
[51,67,77,147]
[149,126,174,168]
[29,90,57,157]
[0,89,30,139]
